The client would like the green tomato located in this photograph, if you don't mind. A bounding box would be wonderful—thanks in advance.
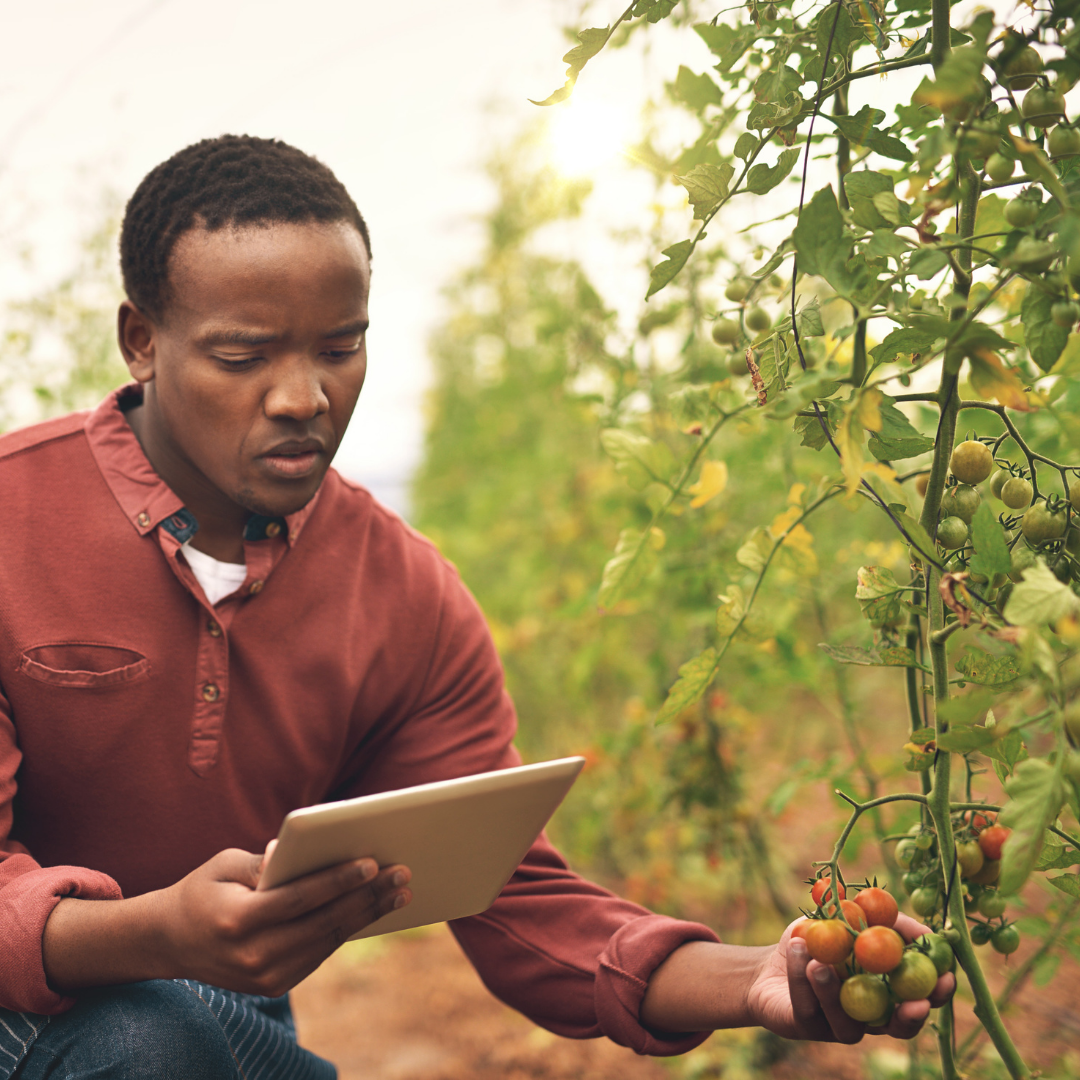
[1049,125,1080,157]
[1069,478,1080,511]
[990,469,1010,499]
[1009,544,1037,582]
[895,839,918,870]
[915,831,934,851]
[1067,527,1080,558]
[941,484,981,523]
[1004,197,1040,228]
[970,922,993,946]
[745,307,771,333]
[991,924,1020,955]
[1004,43,1044,91]
[728,351,750,376]
[1022,86,1066,129]
[960,125,1000,159]
[911,887,940,917]
[950,440,994,485]
[724,279,751,302]
[888,952,939,1001]
[915,932,956,976]
[1052,553,1074,583]
[1011,236,1057,273]
[712,319,741,345]
[1052,300,1080,328]
[977,890,1008,918]
[938,516,969,550]
[957,840,986,879]
[839,974,891,1023]
[985,153,1015,183]
[902,871,921,896]
[1001,477,1033,510]
[1022,501,1068,543]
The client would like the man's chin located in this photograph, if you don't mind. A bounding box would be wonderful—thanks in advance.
[234,478,323,521]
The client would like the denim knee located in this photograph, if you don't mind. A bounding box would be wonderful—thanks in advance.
[17,980,239,1080]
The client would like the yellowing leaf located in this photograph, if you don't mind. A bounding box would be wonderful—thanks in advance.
[787,482,807,506]
[856,388,884,432]
[768,505,802,538]
[687,459,729,508]
[968,350,1032,412]
[836,409,864,498]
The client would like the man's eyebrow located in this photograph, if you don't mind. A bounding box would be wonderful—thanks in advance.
[323,319,369,338]
[197,328,284,347]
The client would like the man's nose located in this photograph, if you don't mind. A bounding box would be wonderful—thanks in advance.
[263,358,330,421]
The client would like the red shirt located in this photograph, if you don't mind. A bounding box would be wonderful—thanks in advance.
[0,386,718,1053]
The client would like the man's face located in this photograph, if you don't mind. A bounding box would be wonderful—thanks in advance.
[123,220,370,520]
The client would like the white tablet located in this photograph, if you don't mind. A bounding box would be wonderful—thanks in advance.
[256,756,585,939]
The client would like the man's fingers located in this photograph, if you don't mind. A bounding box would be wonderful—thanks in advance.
[253,858,400,925]
[806,961,864,1045]
[883,998,931,1039]
[893,912,932,943]
[786,940,827,1030]
[928,971,956,1009]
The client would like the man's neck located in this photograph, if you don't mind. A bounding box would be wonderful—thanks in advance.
[125,400,249,563]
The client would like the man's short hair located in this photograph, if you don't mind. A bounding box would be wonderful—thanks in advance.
[120,134,371,321]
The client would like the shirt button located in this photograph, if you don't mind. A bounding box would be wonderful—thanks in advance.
[201,683,220,703]
[249,580,264,595]
[207,620,222,637]
[137,511,151,527]
[265,521,282,538]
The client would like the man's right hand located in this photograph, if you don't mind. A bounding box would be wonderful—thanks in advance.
[42,844,411,997]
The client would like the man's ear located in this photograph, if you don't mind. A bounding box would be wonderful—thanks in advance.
[117,301,157,383]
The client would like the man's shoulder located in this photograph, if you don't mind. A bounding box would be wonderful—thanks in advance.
[0,411,90,467]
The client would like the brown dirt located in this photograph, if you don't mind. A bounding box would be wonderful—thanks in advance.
[291,906,1080,1080]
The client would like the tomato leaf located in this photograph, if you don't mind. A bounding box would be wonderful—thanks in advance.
[655,647,718,724]
[968,501,1011,579]
[998,758,1068,895]
[867,395,935,460]
[870,323,946,366]
[646,240,694,299]
[530,26,611,106]
[736,527,773,573]
[1003,562,1080,626]
[855,565,906,626]
[954,647,1022,687]
[1047,873,1080,897]
[746,148,800,196]
[597,526,664,610]
[600,429,675,491]
[676,163,735,221]
[818,643,920,667]
[792,185,859,297]
[671,65,724,111]
[894,511,936,564]
[1022,285,1071,373]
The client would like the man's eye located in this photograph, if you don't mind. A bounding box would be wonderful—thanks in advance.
[325,347,361,361]
[215,356,260,370]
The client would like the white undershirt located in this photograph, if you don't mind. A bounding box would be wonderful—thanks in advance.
[181,541,248,605]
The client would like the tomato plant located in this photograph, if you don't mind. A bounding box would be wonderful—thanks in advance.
[525,0,1080,1074]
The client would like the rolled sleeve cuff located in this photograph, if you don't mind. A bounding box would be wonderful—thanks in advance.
[0,856,122,1014]
[594,913,721,1056]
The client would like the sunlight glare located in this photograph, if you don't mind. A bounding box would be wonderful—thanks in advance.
[549,98,633,175]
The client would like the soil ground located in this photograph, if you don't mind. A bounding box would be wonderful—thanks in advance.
[291,917,1080,1080]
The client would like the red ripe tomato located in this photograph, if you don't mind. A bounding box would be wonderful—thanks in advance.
[854,925,906,974]
[854,887,899,928]
[811,874,846,906]
[791,919,811,941]
[978,825,1011,862]
[803,919,855,964]
[841,899,868,931]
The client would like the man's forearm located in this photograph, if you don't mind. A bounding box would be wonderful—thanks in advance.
[640,941,770,1032]
[43,892,173,992]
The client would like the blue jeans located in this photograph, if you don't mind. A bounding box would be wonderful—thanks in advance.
[1,980,336,1080]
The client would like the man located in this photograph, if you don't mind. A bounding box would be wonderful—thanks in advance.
[0,136,953,1078]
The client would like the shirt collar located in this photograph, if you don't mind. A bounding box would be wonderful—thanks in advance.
[85,383,322,545]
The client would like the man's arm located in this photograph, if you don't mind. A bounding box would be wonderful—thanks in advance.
[641,915,956,1043]
[43,845,411,997]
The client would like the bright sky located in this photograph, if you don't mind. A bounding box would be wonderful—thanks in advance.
[0,0,616,515]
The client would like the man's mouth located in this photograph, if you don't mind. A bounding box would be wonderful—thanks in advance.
[260,440,324,478]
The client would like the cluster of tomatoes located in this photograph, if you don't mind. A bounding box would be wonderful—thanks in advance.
[918,439,1080,599]
[793,876,953,1025]
[896,817,1019,955]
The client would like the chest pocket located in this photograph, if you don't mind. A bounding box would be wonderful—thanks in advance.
[19,642,151,689]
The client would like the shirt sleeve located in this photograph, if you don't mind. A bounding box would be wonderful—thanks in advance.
[0,687,122,1014]
[335,554,719,1055]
